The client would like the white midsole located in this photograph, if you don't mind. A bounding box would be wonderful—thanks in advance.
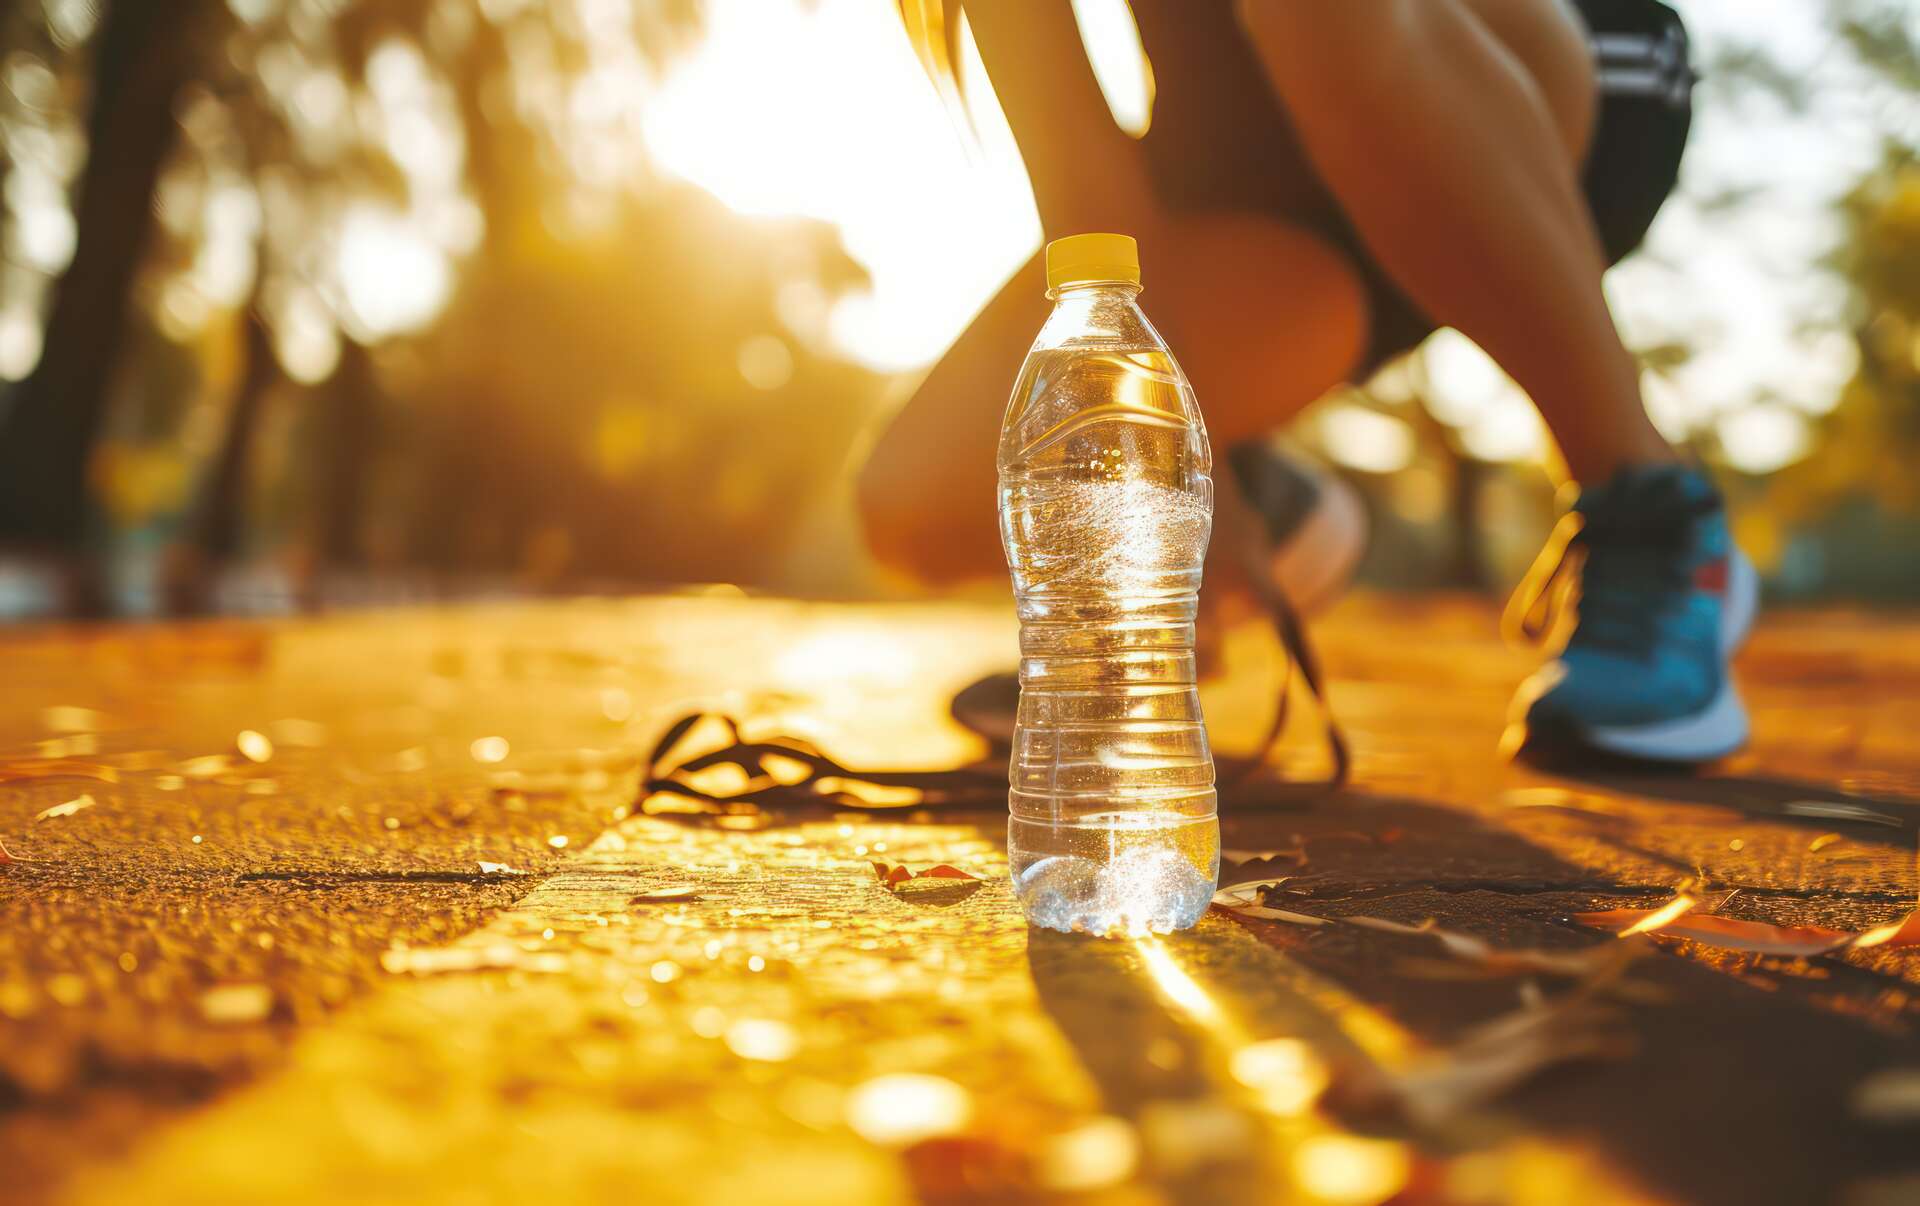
[1580,674,1750,760]
[1719,547,1759,656]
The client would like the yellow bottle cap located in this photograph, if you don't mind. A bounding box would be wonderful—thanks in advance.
[1045,233,1141,293]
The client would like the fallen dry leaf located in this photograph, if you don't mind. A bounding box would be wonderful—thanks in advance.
[1575,897,1920,956]
[0,837,15,864]
[1217,893,1628,973]
[1346,915,1623,978]
[1808,833,1845,853]
[1212,880,1288,904]
[873,861,982,905]
[1781,799,1902,827]
[1212,882,1328,926]
[1356,999,1632,1129]
[1854,910,1920,950]
[1612,894,1699,937]
[873,862,978,890]
[34,794,97,822]
[1229,904,1331,926]
[630,886,701,904]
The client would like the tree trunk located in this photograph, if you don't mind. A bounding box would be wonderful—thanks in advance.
[318,339,377,567]
[188,302,279,562]
[0,2,210,546]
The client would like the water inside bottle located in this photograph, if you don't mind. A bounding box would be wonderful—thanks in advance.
[1000,339,1219,937]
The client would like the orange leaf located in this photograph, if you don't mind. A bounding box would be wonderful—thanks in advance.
[1853,910,1920,950]
[630,886,701,904]
[0,838,14,864]
[1574,899,1920,956]
[1230,904,1330,927]
[873,862,978,891]
[1347,915,1620,977]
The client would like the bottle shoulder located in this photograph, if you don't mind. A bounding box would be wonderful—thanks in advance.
[1031,289,1166,355]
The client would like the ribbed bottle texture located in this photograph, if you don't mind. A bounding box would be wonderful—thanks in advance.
[999,280,1219,937]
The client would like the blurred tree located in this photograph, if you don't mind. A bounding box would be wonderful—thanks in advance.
[1750,150,1920,569]
[1741,4,1920,589]
[0,2,220,554]
[0,0,882,609]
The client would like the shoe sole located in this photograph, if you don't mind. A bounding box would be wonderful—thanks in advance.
[1565,549,1760,763]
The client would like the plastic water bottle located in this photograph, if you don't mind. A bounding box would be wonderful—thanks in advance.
[999,233,1219,936]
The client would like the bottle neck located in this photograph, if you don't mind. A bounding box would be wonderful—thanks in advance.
[1035,281,1156,352]
[1048,280,1142,303]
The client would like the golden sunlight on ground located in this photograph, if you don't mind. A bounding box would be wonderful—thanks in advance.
[10,596,1918,1201]
[62,804,1662,1206]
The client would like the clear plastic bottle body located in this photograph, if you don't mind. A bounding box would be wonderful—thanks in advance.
[998,281,1219,936]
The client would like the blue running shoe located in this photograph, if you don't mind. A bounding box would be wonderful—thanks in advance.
[1507,464,1758,763]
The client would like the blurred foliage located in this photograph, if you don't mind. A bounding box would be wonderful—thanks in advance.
[1733,2,1920,595]
[0,0,1916,607]
[1744,148,1920,585]
[0,0,883,599]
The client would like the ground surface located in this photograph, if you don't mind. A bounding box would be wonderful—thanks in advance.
[1,593,1918,1206]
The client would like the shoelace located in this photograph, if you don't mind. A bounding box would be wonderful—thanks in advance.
[640,570,1350,823]
[1504,511,1587,647]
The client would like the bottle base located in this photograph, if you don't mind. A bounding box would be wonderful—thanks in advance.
[1009,813,1219,938]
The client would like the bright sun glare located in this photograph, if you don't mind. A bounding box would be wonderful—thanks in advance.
[640,0,1040,372]
[636,0,1160,373]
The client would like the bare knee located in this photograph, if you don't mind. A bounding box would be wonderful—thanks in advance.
[1149,215,1370,446]
[856,439,953,584]
[855,418,1004,586]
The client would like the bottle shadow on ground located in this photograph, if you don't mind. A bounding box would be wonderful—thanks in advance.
[1024,924,1295,1204]
[1024,788,1920,1206]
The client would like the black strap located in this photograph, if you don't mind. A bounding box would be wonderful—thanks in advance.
[638,575,1349,822]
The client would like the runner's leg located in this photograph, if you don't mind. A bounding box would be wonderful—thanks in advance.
[1236,0,1676,485]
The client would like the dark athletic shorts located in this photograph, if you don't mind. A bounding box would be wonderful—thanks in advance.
[1127,0,1694,376]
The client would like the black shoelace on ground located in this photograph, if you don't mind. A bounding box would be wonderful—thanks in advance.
[640,577,1349,824]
